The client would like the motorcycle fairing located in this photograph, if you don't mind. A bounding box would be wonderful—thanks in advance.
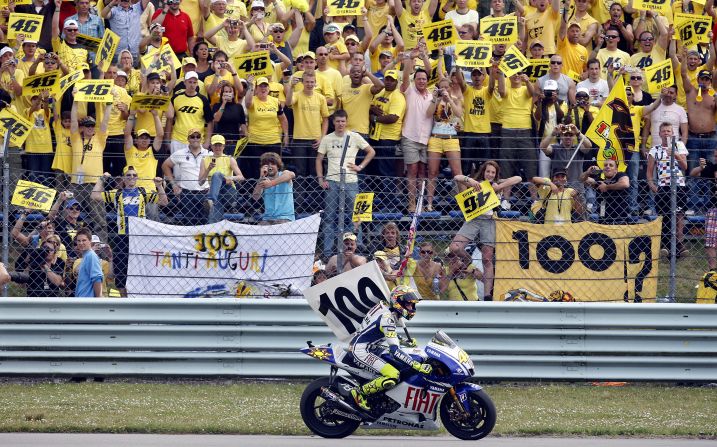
[454,382,485,413]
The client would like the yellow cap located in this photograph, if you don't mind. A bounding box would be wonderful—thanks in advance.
[211,134,226,145]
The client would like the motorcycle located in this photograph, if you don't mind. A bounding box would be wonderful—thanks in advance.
[299,330,496,440]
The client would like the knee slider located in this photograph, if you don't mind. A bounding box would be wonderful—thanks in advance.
[378,376,398,390]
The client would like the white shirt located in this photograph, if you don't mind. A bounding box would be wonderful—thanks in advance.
[577,78,609,106]
[650,103,688,144]
[170,147,210,191]
[445,9,479,28]
[648,142,688,187]
[318,131,370,183]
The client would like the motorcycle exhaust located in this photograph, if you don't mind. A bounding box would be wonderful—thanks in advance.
[320,386,362,419]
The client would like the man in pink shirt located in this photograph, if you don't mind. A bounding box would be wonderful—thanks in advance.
[400,52,435,213]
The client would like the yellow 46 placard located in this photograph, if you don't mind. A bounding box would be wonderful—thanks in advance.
[74,79,114,102]
[22,69,61,96]
[632,0,671,15]
[131,94,170,111]
[7,13,43,42]
[455,181,500,222]
[327,0,364,16]
[455,40,492,68]
[352,192,374,222]
[12,180,57,212]
[499,45,529,78]
[141,43,181,73]
[0,107,33,147]
[58,69,84,96]
[674,13,711,48]
[479,16,518,44]
[525,59,550,82]
[422,19,456,51]
[95,29,120,72]
[645,59,674,92]
[232,50,273,77]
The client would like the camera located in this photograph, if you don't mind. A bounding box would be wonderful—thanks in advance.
[229,20,239,26]
[282,69,292,77]
[65,191,74,199]
[612,61,621,70]
[589,168,604,179]
[544,90,554,98]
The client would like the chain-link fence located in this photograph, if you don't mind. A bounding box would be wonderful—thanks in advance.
[1,133,714,302]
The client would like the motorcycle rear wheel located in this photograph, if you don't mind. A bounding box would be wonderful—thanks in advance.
[440,389,496,440]
[299,377,361,439]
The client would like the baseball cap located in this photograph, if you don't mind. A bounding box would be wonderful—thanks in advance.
[0,47,14,58]
[379,50,393,58]
[568,22,582,30]
[551,167,568,177]
[184,71,199,80]
[91,235,101,244]
[530,40,544,49]
[64,19,79,29]
[302,51,316,59]
[147,72,160,81]
[576,86,590,96]
[116,70,128,78]
[22,39,38,45]
[384,69,399,80]
[271,22,285,31]
[255,76,269,85]
[65,199,80,209]
[187,128,202,137]
[343,232,357,241]
[698,69,712,79]
[374,251,388,261]
[345,35,360,43]
[344,23,357,31]
[136,128,151,137]
[250,0,265,9]
[323,23,340,34]
[150,22,164,32]
[544,79,558,91]
[211,0,227,3]
[182,56,197,66]
[211,134,226,145]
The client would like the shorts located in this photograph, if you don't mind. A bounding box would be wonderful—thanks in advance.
[456,216,496,248]
[706,208,717,248]
[401,136,427,165]
[428,136,460,154]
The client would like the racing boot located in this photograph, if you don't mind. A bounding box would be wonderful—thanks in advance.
[350,388,370,411]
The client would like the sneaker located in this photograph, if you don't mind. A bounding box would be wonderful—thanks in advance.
[500,199,511,211]
[660,248,670,258]
[677,247,690,259]
[685,209,696,216]
[643,209,654,216]
[351,388,370,411]
[203,199,214,214]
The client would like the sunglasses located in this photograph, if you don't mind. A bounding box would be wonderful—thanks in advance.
[420,250,433,255]
[189,134,202,139]
[458,31,469,35]
[65,28,79,32]
[605,35,619,40]
[125,173,138,177]
[630,76,642,80]
[69,206,81,211]
[550,60,562,65]
[640,37,654,42]
[346,41,357,45]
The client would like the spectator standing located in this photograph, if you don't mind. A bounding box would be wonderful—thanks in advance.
[23,92,53,187]
[566,0,598,48]
[0,47,24,109]
[65,0,105,67]
[151,0,195,58]
[51,6,90,73]
[537,55,576,104]
[70,100,113,243]
[525,0,560,55]
[647,123,689,258]
[124,109,164,220]
[252,152,296,224]
[557,21,588,77]
[577,59,609,107]
[444,0,478,28]
[48,193,88,250]
[162,128,211,225]
[394,0,438,51]
[690,150,717,270]
[369,19,404,73]
[316,110,376,256]
[539,123,591,182]
[457,66,495,168]
[168,71,213,153]
[581,160,630,224]
[629,26,668,71]
[91,168,167,296]
[101,0,150,62]
[101,67,132,177]
[212,83,247,152]
[198,135,245,223]
[400,57,433,214]
[204,17,255,59]
[450,162,522,300]
[598,3,633,53]
[592,28,630,79]
[342,66,384,136]
[244,76,289,178]
[73,228,104,297]
[644,86,688,149]
[14,0,57,52]
[534,79,564,178]
[325,232,367,276]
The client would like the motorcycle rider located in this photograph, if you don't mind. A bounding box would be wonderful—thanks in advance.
[349,285,432,411]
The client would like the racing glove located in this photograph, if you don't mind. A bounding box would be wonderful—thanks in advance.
[412,361,432,375]
[400,337,418,348]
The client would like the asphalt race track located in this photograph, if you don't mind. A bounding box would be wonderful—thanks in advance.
[1,434,715,447]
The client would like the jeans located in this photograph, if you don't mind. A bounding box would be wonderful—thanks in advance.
[369,139,401,211]
[207,173,237,223]
[687,134,717,211]
[625,151,640,214]
[177,189,207,226]
[322,180,359,257]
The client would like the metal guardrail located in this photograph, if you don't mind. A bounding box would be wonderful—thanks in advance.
[0,299,715,381]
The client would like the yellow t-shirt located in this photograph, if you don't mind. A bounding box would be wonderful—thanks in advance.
[366,0,390,35]
[369,88,406,141]
[318,67,343,114]
[526,8,560,55]
[399,9,432,50]
[629,45,666,72]
[499,84,532,129]
[536,183,575,224]
[70,130,108,184]
[267,81,287,104]
[135,109,165,137]
[96,86,132,136]
[52,38,88,73]
[203,154,236,187]
[370,45,397,72]
[17,51,47,77]
[327,40,348,71]
[675,62,705,108]
[51,122,73,173]
[488,89,502,125]
[205,13,230,45]
[180,0,202,34]
[557,35,588,77]
[125,146,158,192]
[225,1,248,19]
[214,35,249,59]
[591,0,627,24]
[291,91,329,140]
[292,70,336,100]
[342,83,374,134]
[443,265,478,301]
[25,109,53,154]
[463,85,492,134]
[247,95,282,145]
[629,104,644,151]
[204,71,236,105]
[170,92,211,143]
[596,48,631,79]
[0,70,25,109]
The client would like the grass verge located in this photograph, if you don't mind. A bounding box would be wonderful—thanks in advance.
[0,380,715,437]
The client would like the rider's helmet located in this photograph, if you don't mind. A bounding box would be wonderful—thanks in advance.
[389,285,420,320]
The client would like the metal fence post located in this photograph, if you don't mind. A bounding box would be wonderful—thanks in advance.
[669,136,677,302]
[2,130,10,297]
[336,135,351,273]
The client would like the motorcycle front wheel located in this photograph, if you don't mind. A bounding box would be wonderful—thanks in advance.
[440,389,497,440]
[299,377,361,439]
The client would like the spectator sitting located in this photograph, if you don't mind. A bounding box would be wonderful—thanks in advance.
[11,215,68,271]
[252,152,296,225]
[198,135,245,223]
[374,250,397,289]
[531,167,585,224]
[581,159,630,224]
[325,232,367,276]
[0,236,66,297]
[408,241,442,300]
[47,193,88,251]
[73,228,104,297]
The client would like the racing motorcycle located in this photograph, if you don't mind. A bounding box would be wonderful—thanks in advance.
[299,330,496,440]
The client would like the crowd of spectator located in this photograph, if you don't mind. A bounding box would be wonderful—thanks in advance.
[2,0,717,299]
